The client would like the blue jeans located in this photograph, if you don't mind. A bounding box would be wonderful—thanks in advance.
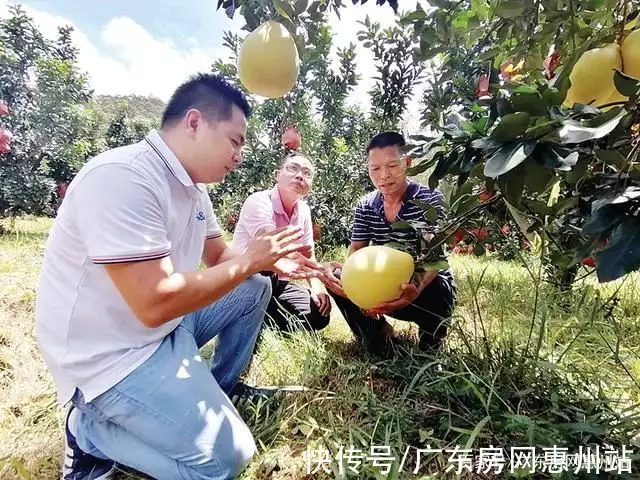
[70,274,271,480]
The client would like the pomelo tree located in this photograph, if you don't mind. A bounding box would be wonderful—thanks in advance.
[0,5,98,218]
[209,9,419,250]
[218,0,640,286]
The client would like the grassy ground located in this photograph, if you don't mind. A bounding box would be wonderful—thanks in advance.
[1,217,639,479]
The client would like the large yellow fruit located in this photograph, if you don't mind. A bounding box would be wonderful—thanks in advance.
[341,246,415,310]
[596,89,628,110]
[237,21,300,98]
[622,29,640,80]
[564,43,622,107]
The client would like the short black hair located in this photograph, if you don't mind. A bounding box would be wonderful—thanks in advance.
[366,131,406,154]
[161,73,251,127]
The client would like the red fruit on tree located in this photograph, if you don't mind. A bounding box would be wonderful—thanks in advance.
[0,127,13,153]
[479,187,492,202]
[583,256,596,268]
[282,125,301,150]
[56,182,69,200]
[544,51,560,79]
[476,73,490,98]
[0,101,9,116]
[452,230,464,245]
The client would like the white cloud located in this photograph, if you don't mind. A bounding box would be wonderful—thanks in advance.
[0,2,230,102]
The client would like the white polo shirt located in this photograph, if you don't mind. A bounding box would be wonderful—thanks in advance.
[35,130,222,405]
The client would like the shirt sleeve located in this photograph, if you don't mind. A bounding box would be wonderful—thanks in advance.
[350,200,371,242]
[203,192,222,239]
[73,164,171,264]
[237,193,276,238]
[301,203,314,248]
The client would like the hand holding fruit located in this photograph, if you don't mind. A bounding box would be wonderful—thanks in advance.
[363,282,420,317]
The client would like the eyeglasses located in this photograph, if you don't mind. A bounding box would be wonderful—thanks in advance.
[284,163,314,179]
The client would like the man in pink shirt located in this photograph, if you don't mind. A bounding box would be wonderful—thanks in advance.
[233,152,331,332]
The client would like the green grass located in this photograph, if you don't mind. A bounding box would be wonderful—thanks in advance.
[1,217,639,479]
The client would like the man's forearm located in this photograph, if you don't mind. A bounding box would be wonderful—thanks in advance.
[417,270,438,293]
[145,256,258,327]
[309,276,325,293]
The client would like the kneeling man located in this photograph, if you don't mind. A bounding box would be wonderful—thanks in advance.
[232,152,331,333]
[323,132,457,356]
[35,74,318,480]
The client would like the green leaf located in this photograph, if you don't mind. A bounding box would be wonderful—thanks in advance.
[273,0,296,20]
[531,143,579,171]
[496,0,526,18]
[484,140,536,178]
[523,158,555,193]
[582,205,620,236]
[542,87,564,107]
[510,92,547,117]
[558,110,626,144]
[613,69,640,97]
[565,157,589,184]
[596,218,640,283]
[294,0,308,14]
[471,137,503,151]
[596,149,627,170]
[505,200,539,242]
[490,112,531,142]
[420,259,450,272]
[512,85,539,94]
[406,152,441,176]
[522,198,554,216]
[497,163,526,206]
[409,199,439,222]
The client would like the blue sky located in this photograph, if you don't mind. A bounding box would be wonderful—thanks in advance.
[18,0,240,53]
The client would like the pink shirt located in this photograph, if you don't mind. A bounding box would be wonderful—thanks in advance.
[232,186,314,255]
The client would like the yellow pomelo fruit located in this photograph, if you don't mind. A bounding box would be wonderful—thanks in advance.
[595,89,628,111]
[237,20,300,98]
[341,245,415,310]
[565,43,621,107]
[622,29,640,80]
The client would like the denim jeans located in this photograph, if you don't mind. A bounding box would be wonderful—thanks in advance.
[70,274,271,480]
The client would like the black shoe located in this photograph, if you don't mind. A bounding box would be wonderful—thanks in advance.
[229,381,279,405]
[63,407,117,480]
[228,381,310,406]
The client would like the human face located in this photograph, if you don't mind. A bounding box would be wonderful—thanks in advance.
[277,155,314,198]
[367,146,410,198]
[186,104,247,184]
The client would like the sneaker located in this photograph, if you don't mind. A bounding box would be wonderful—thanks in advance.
[228,381,308,406]
[62,406,117,480]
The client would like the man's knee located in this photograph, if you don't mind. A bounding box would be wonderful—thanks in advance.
[181,424,257,480]
[245,273,272,305]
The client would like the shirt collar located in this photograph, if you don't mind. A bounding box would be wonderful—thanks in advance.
[373,179,417,214]
[271,185,298,218]
[145,130,204,191]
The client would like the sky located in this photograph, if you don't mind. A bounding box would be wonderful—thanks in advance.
[0,0,428,132]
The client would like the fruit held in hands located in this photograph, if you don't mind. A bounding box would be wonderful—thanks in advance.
[238,20,300,98]
[341,245,415,309]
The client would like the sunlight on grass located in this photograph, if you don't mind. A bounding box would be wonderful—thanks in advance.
[1,218,639,479]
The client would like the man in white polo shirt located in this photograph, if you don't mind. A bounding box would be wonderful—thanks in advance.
[232,152,331,333]
[35,74,320,480]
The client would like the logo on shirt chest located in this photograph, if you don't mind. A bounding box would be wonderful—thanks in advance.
[195,211,205,221]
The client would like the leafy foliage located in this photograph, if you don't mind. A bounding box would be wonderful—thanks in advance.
[0,5,94,217]
[209,9,418,251]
